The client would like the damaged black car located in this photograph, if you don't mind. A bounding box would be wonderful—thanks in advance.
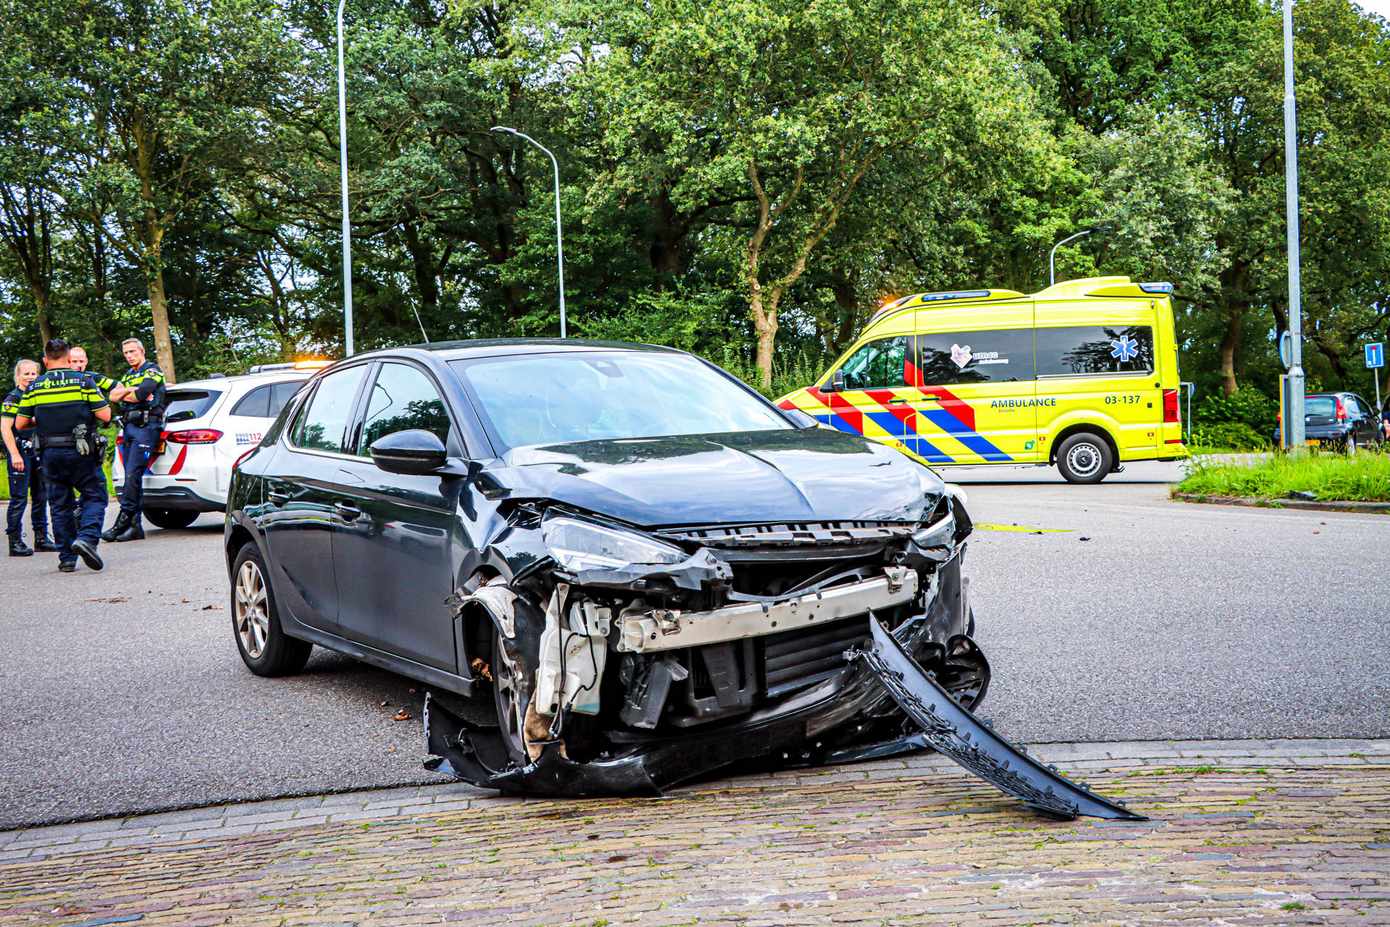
[225,340,1140,820]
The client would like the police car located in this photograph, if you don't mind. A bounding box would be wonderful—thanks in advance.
[113,362,326,527]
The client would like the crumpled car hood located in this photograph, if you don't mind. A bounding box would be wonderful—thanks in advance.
[484,428,943,527]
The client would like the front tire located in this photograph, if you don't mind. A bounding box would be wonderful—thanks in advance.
[491,623,531,765]
[231,542,311,676]
[1056,432,1114,484]
[145,508,200,530]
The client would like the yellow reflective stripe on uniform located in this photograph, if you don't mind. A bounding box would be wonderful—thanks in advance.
[20,388,90,405]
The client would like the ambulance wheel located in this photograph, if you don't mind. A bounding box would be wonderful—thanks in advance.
[1057,432,1113,484]
[232,542,312,676]
[145,508,199,530]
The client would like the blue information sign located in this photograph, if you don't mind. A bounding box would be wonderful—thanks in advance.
[1367,342,1385,369]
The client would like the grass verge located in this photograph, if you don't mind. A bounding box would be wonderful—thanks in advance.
[1176,451,1390,502]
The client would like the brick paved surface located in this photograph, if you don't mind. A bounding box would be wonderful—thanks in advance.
[2,739,1388,926]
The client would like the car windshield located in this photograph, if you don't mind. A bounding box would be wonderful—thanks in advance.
[452,351,791,452]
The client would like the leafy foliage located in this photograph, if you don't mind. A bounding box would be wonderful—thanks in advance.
[0,0,1387,414]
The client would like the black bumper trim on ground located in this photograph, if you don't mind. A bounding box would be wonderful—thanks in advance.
[849,618,1145,821]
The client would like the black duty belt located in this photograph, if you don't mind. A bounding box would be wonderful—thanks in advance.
[38,435,76,448]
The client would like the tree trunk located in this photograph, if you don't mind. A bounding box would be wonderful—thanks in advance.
[1217,260,1250,397]
[830,276,859,353]
[753,301,777,389]
[1218,307,1241,396]
[648,189,687,277]
[147,268,177,383]
[35,292,53,346]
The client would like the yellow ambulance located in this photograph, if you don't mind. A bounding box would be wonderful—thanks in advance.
[778,276,1188,483]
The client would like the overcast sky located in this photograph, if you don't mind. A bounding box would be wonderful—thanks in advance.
[1353,0,1390,21]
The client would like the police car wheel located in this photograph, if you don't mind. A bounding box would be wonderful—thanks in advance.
[232,543,312,677]
[1057,432,1113,484]
[145,508,199,530]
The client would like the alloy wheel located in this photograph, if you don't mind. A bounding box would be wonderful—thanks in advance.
[235,559,271,658]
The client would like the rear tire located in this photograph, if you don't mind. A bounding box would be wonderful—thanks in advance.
[1056,432,1114,484]
[231,542,311,677]
[145,508,200,530]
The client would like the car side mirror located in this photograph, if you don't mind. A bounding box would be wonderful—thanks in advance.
[783,408,820,429]
[825,370,846,393]
[369,429,448,475]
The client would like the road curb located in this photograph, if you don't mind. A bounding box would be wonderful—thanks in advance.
[3,737,1387,857]
[1172,492,1390,514]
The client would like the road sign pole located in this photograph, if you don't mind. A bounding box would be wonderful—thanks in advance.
[337,0,354,357]
[1283,0,1306,450]
[1368,342,1385,412]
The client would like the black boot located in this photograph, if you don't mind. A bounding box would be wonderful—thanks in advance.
[32,534,59,553]
[115,512,145,542]
[101,511,132,543]
[8,537,33,557]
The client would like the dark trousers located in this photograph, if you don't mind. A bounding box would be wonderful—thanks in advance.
[6,449,48,539]
[119,423,161,516]
[43,448,108,563]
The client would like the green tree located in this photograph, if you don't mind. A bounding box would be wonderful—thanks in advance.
[560,0,1055,386]
[41,0,302,381]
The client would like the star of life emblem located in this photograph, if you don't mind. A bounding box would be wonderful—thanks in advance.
[1110,336,1139,362]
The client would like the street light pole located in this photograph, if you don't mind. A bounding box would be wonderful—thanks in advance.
[336,0,354,356]
[490,126,566,338]
[1282,0,1306,448]
[1049,227,1101,287]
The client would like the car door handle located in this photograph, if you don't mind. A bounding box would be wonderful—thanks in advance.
[268,491,289,506]
[335,503,362,521]
[887,398,910,405]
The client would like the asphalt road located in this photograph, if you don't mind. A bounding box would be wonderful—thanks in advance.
[2,461,1387,829]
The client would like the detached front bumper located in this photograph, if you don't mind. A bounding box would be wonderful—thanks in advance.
[425,614,1143,821]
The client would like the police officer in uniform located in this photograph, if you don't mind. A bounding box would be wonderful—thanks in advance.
[12,339,111,572]
[69,345,127,484]
[3,359,58,556]
[102,338,165,543]
[70,345,129,403]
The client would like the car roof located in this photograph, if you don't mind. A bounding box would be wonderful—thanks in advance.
[348,338,687,363]
[168,370,313,392]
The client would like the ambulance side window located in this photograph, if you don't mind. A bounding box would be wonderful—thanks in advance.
[838,337,915,390]
[1036,326,1153,376]
[919,330,1033,384]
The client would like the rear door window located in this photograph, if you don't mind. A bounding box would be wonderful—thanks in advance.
[1035,325,1154,377]
[919,330,1033,384]
[230,385,272,418]
[268,381,305,419]
[164,389,222,424]
[289,366,369,454]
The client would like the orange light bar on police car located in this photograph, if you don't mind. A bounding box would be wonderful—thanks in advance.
[293,359,332,370]
[166,429,223,444]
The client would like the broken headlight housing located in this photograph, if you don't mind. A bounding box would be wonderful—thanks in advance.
[542,514,686,572]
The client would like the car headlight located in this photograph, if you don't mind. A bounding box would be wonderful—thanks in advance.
[542,515,687,572]
[912,508,956,550]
